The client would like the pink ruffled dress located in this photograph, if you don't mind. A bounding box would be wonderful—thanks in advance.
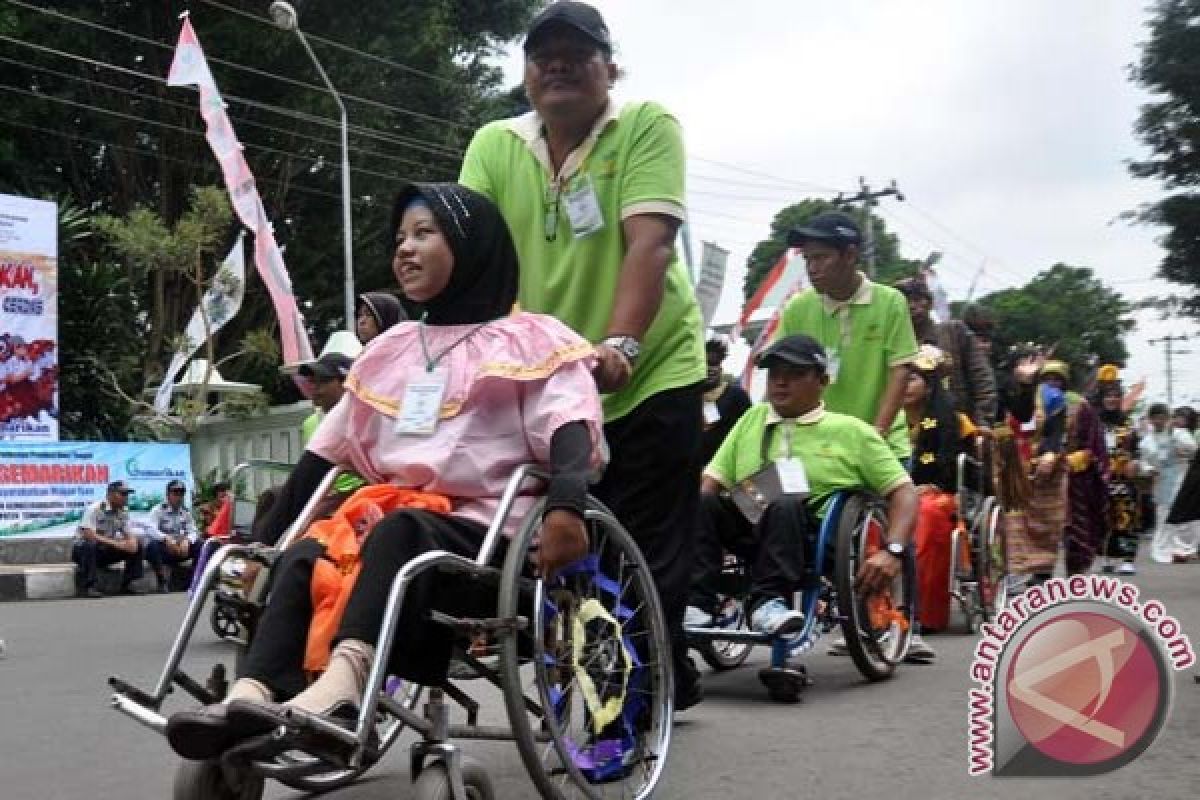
[308,312,606,534]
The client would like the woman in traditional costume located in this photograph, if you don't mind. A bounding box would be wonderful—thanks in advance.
[1094,366,1141,575]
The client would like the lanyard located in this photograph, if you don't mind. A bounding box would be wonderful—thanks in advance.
[417,314,490,373]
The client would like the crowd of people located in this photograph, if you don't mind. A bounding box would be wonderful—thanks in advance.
[66,0,1193,780]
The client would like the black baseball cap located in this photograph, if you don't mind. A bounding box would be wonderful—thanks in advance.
[787,211,862,248]
[166,479,186,493]
[525,1,612,54]
[757,334,829,371]
[298,352,353,381]
[107,480,134,495]
[894,277,933,301]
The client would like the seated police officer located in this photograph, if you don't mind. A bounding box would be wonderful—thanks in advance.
[685,334,918,636]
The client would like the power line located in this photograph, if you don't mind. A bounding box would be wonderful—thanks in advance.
[690,155,846,195]
[8,0,475,131]
[0,83,424,185]
[196,0,462,89]
[0,118,346,202]
[0,55,451,171]
[0,34,466,160]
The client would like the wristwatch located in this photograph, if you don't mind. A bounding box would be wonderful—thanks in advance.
[884,541,905,560]
[602,335,641,367]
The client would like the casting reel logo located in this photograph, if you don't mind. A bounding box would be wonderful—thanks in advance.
[968,575,1194,776]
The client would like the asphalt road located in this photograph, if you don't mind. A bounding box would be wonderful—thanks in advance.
[2,559,1198,800]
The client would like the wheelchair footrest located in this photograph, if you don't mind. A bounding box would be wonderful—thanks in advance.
[107,676,163,710]
[428,610,527,635]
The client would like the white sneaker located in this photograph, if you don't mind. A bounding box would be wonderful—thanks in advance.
[684,605,714,628]
[1117,561,1137,576]
[750,598,805,637]
[904,633,937,663]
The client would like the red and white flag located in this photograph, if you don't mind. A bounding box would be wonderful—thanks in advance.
[737,247,804,335]
[168,14,313,365]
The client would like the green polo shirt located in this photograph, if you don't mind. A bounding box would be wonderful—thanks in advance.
[706,403,912,516]
[459,101,705,422]
[776,276,918,457]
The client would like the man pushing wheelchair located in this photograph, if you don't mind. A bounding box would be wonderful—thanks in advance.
[685,334,918,662]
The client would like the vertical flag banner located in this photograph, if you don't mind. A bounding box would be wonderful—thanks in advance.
[0,194,58,441]
[154,233,247,413]
[167,15,314,365]
[696,241,729,328]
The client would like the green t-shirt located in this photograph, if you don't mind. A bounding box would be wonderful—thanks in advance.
[706,403,912,515]
[459,101,705,422]
[777,277,918,457]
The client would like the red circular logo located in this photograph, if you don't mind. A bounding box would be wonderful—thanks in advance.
[1005,611,1161,766]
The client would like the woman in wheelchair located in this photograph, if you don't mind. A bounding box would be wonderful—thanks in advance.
[167,182,606,761]
[903,345,978,635]
[684,334,917,638]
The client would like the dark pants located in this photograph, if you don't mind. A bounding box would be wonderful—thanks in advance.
[689,492,816,616]
[591,383,703,696]
[145,538,201,582]
[239,538,326,699]
[72,538,143,589]
[335,511,503,688]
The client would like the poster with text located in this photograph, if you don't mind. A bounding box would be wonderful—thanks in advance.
[0,194,58,441]
[0,442,194,538]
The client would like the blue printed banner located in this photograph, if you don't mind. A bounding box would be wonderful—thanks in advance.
[0,442,194,538]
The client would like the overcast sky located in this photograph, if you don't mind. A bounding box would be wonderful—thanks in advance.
[498,0,1200,407]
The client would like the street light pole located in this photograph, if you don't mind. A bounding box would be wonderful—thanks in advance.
[269,1,355,331]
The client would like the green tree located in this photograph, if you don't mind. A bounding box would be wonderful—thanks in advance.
[742,198,920,302]
[1129,0,1200,315]
[976,264,1134,386]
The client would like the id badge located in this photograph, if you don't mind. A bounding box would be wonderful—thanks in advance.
[826,352,841,383]
[703,402,721,425]
[563,174,605,238]
[395,368,448,435]
[777,457,811,496]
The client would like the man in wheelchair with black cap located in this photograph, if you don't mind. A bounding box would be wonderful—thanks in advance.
[685,334,918,637]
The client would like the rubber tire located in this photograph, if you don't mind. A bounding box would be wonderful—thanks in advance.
[172,759,264,800]
[834,494,907,682]
[412,759,495,800]
[696,597,753,671]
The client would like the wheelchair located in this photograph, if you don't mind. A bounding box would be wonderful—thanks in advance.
[109,463,674,800]
[948,452,1007,633]
[685,491,916,703]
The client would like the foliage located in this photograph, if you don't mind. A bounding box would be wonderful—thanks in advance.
[975,264,1134,387]
[742,198,921,302]
[1129,0,1200,315]
[0,0,542,438]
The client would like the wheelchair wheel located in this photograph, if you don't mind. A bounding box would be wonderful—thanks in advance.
[274,678,423,792]
[696,595,753,671]
[172,759,263,800]
[834,494,913,682]
[498,497,673,800]
[977,501,1007,620]
[413,757,495,800]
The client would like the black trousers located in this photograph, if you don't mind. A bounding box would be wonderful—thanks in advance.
[239,538,326,699]
[689,493,817,616]
[72,538,143,589]
[592,383,703,692]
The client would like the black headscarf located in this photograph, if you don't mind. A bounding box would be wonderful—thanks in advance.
[356,291,406,336]
[389,182,519,326]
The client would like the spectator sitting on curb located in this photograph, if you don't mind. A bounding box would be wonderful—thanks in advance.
[144,479,201,593]
[72,480,145,598]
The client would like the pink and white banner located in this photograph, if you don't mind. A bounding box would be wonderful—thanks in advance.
[167,15,313,365]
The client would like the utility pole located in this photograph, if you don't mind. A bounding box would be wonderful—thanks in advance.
[833,177,904,278]
[1148,334,1191,408]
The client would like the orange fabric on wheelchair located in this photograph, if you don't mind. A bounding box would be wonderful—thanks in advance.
[302,484,452,672]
